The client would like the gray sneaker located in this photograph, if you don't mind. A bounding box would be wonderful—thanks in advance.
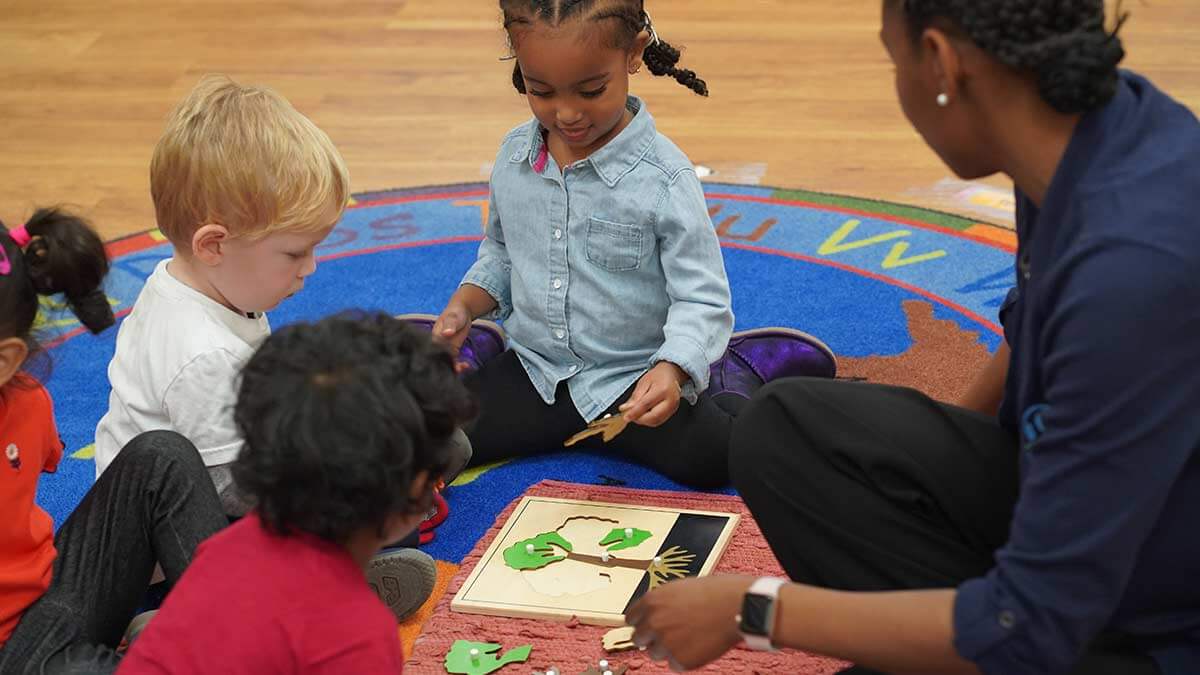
[442,427,473,486]
[120,609,158,651]
[366,548,437,622]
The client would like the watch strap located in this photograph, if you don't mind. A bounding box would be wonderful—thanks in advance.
[740,577,787,651]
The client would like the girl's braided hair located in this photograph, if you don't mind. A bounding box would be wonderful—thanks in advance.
[500,0,708,96]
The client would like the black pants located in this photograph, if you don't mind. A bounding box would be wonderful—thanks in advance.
[464,350,743,489]
[0,431,226,675]
[730,378,1160,675]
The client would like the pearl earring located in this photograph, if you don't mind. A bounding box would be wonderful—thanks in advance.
[937,93,950,107]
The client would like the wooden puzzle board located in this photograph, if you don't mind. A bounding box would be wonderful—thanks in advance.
[451,496,739,626]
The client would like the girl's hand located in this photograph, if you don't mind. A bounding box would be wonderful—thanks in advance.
[620,362,689,427]
[432,302,473,358]
[625,575,753,671]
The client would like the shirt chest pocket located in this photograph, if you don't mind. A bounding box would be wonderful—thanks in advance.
[585,217,644,272]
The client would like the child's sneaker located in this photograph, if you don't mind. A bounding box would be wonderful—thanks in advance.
[443,428,473,485]
[709,327,837,401]
[366,548,438,622]
[118,609,158,653]
[396,313,506,373]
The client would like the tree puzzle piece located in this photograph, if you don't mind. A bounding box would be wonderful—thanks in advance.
[504,520,694,592]
[601,626,637,653]
[504,521,662,573]
[563,414,629,447]
[599,527,651,552]
[646,545,695,588]
[444,640,532,675]
[503,531,573,571]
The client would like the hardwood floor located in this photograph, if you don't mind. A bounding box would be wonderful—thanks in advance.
[2,0,1197,239]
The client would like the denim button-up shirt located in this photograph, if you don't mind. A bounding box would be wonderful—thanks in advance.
[462,96,733,422]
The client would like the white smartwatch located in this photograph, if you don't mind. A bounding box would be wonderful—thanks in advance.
[736,576,787,651]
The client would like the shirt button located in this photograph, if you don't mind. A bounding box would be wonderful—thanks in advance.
[998,611,1016,630]
[555,329,565,339]
[553,278,562,289]
[554,229,562,240]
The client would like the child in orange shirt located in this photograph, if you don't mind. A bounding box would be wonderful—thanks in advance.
[0,210,226,674]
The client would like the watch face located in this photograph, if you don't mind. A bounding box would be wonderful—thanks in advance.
[739,593,772,636]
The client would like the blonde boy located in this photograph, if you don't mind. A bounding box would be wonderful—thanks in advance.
[94,75,349,512]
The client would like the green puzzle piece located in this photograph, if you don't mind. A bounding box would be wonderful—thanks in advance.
[444,640,532,675]
[599,527,652,552]
[503,531,573,570]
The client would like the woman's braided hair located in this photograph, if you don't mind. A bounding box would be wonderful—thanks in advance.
[898,0,1127,114]
[500,0,708,96]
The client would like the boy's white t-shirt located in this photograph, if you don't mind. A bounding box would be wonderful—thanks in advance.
[93,259,270,478]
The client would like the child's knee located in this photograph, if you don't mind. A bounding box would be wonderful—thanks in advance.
[122,430,203,468]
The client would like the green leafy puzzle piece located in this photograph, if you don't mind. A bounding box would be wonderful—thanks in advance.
[598,527,652,552]
[444,640,533,675]
[503,531,574,570]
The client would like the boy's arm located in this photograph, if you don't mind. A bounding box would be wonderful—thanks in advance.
[306,606,405,674]
[648,169,734,398]
[161,350,247,468]
[309,640,404,675]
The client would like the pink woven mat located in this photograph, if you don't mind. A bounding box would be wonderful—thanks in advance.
[407,480,849,674]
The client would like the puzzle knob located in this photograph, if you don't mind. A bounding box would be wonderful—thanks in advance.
[653,556,662,565]
[601,551,611,562]
[469,648,480,662]
[526,543,536,555]
[624,528,633,539]
[599,659,609,668]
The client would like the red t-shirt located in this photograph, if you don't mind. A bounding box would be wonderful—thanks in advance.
[119,513,404,674]
[0,378,63,647]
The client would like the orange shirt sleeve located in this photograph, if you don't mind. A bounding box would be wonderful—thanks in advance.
[36,386,63,473]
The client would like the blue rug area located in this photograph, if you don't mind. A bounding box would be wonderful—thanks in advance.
[36,182,1015,565]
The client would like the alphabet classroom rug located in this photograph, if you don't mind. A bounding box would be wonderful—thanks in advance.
[37,182,1015,667]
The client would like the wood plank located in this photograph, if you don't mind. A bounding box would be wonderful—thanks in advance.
[1,1,1196,238]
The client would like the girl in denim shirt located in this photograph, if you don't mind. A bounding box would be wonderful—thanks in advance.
[421,0,835,488]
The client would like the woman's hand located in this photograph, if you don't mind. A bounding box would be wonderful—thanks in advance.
[625,575,754,671]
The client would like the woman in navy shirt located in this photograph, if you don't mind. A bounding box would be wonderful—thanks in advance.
[627,2,1200,674]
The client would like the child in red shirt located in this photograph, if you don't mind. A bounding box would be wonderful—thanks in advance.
[0,210,227,674]
[120,313,477,674]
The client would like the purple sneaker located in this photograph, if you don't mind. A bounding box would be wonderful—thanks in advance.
[709,327,837,400]
[396,313,506,373]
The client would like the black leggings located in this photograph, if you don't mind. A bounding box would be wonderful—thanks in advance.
[730,377,1161,675]
[463,350,744,489]
[0,431,226,675]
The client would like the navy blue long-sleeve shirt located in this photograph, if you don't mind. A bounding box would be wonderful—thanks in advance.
[952,72,1200,675]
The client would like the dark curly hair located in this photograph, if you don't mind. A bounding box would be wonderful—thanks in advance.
[1,208,114,385]
[232,313,478,543]
[501,0,708,97]
[894,0,1127,114]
